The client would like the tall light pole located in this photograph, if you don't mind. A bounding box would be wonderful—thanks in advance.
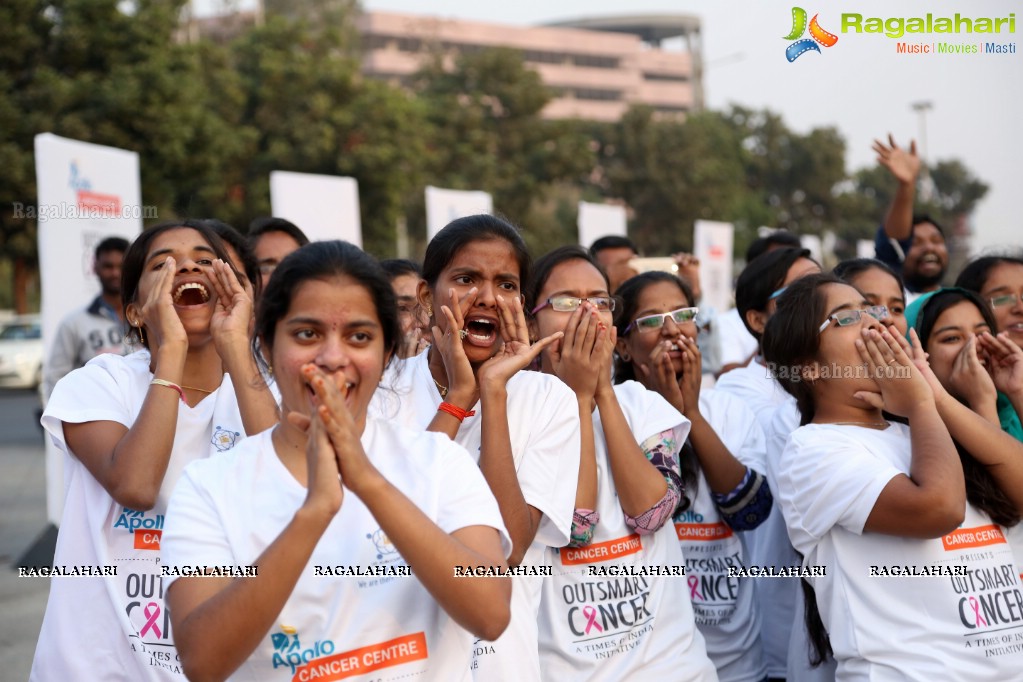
[911,101,934,201]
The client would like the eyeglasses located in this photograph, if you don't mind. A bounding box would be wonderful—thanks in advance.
[531,295,615,315]
[624,307,699,334]
[990,293,1023,309]
[818,306,888,333]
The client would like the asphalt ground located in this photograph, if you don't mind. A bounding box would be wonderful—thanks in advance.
[0,389,53,680]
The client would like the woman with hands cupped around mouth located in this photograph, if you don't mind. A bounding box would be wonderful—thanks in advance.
[31,221,277,682]
[526,247,717,681]
[369,215,582,682]
[761,273,1023,679]
[161,240,511,681]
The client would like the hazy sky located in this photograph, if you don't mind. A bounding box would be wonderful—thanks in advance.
[206,0,1022,252]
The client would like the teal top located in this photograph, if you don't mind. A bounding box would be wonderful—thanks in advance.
[905,288,1023,443]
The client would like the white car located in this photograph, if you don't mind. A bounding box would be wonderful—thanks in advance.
[0,315,43,389]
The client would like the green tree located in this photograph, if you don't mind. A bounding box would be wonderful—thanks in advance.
[411,48,594,253]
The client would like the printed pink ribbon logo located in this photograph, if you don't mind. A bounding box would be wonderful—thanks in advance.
[141,602,162,638]
[688,575,705,601]
[968,596,989,627]
[581,605,603,634]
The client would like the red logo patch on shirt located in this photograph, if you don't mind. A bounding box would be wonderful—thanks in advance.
[292,632,428,682]
[675,522,734,542]
[942,524,1006,552]
[133,530,162,551]
[560,533,642,565]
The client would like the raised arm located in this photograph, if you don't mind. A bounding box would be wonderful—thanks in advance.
[64,258,187,511]
[209,259,278,434]
[859,327,965,537]
[546,302,607,546]
[476,295,563,565]
[874,134,921,242]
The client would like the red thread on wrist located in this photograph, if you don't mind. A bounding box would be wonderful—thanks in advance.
[437,402,476,422]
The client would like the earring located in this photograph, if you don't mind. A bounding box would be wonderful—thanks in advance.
[427,305,433,318]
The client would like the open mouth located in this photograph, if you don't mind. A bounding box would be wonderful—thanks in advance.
[464,317,498,346]
[918,254,942,271]
[173,282,211,307]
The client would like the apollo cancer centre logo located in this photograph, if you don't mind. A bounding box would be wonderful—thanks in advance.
[784,7,839,62]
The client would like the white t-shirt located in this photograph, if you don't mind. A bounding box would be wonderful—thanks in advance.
[713,358,792,677]
[716,308,759,369]
[676,390,767,682]
[31,351,245,681]
[369,352,580,682]
[775,422,1023,680]
[765,402,836,682]
[538,381,717,681]
[1007,524,1023,582]
[161,422,510,682]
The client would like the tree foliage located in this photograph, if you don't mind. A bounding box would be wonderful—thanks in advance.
[0,3,991,309]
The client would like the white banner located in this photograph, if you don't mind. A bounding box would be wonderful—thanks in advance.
[800,234,823,265]
[425,186,492,240]
[693,220,734,313]
[270,171,362,247]
[35,133,143,524]
[577,201,627,248]
[857,239,876,259]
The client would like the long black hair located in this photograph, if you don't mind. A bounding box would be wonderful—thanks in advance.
[422,214,531,290]
[611,270,700,510]
[255,241,401,371]
[913,289,1020,528]
[120,220,235,349]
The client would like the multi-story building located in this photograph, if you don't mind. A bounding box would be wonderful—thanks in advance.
[358,11,702,122]
[189,8,703,122]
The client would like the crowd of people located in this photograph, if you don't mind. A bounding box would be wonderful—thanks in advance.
[28,139,1023,681]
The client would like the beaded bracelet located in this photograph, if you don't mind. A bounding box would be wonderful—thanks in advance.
[437,402,476,422]
[151,378,186,402]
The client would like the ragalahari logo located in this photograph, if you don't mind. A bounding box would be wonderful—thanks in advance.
[784,7,839,61]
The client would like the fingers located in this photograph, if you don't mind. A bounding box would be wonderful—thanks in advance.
[888,132,897,149]
[852,391,886,410]
[451,287,476,329]
[304,364,353,424]
[578,307,599,355]
[439,304,459,338]
[560,302,586,351]
[681,336,702,375]
[856,330,886,369]
[908,328,930,363]
[286,410,312,432]
[498,295,529,345]
[525,331,565,362]
[157,257,177,304]
[909,139,917,156]
[208,261,230,306]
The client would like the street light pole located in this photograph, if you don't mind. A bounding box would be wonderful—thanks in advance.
[911,101,934,201]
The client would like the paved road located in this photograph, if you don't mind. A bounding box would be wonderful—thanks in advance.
[0,389,50,679]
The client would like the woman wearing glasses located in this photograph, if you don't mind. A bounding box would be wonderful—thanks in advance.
[956,255,1023,350]
[613,270,773,682]
[762,273,1023,679]
[956,256,1023,441]
[527,246,716,681]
